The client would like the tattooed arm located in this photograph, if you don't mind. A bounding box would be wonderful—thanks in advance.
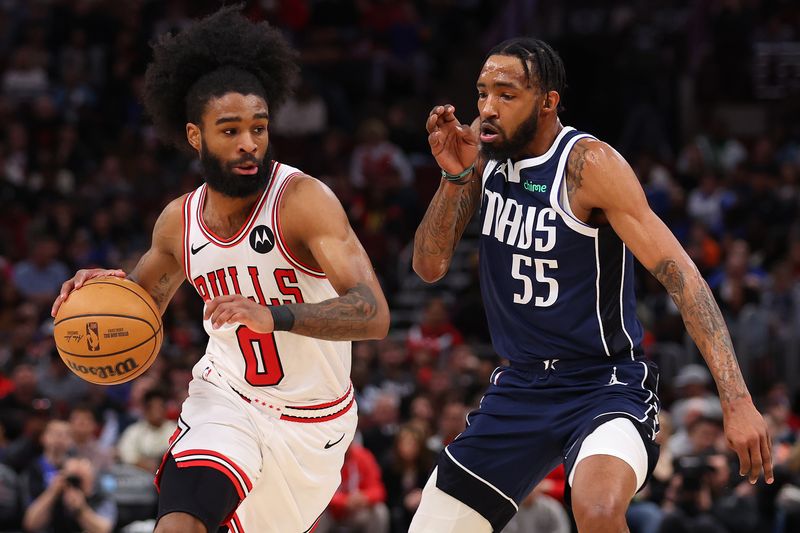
[567,138,772,484]
[413,106,483,282]
[51,196,186,318]
[206,176,389,341]
[413,170,483,282]
[125,196,186,314]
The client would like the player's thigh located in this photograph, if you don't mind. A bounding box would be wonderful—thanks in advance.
[233,407,358,533]
[570,418,644,524]
[409,467,491,533]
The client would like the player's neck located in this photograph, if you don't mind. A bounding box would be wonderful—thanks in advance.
[203,187,262,237]
[527,119,563,158]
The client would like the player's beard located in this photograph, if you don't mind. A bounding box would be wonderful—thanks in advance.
[480,106,539,161]
[201,140,274,198]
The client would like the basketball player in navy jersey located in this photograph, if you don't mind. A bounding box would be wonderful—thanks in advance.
[409,38,772,532]
[51,7,389,533]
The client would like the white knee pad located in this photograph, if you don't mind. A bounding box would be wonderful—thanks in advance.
[408,468,492,533]
[568,417,649,490]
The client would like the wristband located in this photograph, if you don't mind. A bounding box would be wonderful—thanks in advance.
[441,163,475,182]
[270,306,295,331]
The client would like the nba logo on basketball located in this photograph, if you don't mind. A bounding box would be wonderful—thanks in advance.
[86,322,100,351]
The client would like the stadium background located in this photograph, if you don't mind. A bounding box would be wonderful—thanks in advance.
[1,0,800,531]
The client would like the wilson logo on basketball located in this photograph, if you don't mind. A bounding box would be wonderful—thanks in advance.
[67,358,140,379]
[86,322,100,351]
[249,225,275,254]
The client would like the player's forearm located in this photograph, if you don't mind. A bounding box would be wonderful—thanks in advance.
[651,259,750,405]
[284,283,389,341]
[413,178,479,282]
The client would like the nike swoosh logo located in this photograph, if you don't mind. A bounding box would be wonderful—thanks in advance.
[190,242,210,255]
[324,434,346,449]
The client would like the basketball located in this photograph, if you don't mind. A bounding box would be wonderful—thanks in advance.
[53,276,163,385]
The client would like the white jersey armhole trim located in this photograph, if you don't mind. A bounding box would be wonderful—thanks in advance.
[272,173,327,278]
[549,133,597,237]
[182,190,195,282]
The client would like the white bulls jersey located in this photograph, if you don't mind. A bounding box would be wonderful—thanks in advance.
[181,162,352,415]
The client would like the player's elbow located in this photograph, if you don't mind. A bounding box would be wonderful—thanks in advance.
[368,303,391,340]
[412,256,448,283]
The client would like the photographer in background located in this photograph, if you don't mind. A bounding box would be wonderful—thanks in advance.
[21,449,116,533]
[660,453,759,533]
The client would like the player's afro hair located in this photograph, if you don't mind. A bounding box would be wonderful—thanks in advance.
[143,5,299,148]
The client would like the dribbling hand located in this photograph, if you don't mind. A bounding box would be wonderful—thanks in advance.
[51,268,127,318]
[204,294,274,333]
[426,104,479,175]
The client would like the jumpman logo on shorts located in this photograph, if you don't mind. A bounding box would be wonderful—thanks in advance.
[606,366,628,386]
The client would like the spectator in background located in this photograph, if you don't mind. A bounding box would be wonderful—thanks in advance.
[503,479,571,533]
[68,404,113,473]
[426,400,466,454]
[19,419,72,505]
[0,361,45,444]
[381,424,435,533]
[116,389,173,474]
[37,349,89,409]
[670,364,722,434]
[22,456,116,533]
[687,172,734,235]
[319,441,390,533]
[349,118,413,189]
[407,296,463,365]
[11,236,69,306]
[271,78,328,138]
[361,391,402,464]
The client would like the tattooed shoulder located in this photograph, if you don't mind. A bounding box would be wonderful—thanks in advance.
[566,140,591,197]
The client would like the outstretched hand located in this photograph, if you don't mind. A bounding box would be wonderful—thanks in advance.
[426,104,479,175]
[723,398,773,484]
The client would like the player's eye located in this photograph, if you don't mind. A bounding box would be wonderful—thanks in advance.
[223,128,236,135]
[477,92,487,99]
[501,93,514,101]
[253,126,266,135]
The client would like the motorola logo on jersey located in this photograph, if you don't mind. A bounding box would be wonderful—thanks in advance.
[249,225,275,254]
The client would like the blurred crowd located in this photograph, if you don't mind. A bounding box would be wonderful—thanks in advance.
[1,0,800,532]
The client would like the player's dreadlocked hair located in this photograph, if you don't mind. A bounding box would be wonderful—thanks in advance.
[143,5,299,149]
[487,38,566,111]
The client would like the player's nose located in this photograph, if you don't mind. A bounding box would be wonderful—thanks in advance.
[238,133,258,153]
[480,96,499,119]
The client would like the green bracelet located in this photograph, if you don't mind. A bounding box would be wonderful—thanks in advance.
[441,163,475,182]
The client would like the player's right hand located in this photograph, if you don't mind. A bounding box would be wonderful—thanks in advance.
[426,104,479,175]
[51,268,126,318]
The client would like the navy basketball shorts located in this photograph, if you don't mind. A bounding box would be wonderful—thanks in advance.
[436,355,660,531]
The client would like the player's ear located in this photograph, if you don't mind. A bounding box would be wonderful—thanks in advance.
[542,91,560,113]
[186,123,201,153]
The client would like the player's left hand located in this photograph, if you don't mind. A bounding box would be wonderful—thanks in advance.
[204,294,274,333]
[722,397,773,485]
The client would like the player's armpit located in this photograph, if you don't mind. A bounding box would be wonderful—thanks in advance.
[277,176,390,341]
[128,195,186,314]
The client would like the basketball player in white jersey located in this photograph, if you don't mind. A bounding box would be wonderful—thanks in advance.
[50,7,389,533]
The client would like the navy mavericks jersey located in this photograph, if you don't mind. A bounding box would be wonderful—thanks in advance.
[478,126,643,363]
